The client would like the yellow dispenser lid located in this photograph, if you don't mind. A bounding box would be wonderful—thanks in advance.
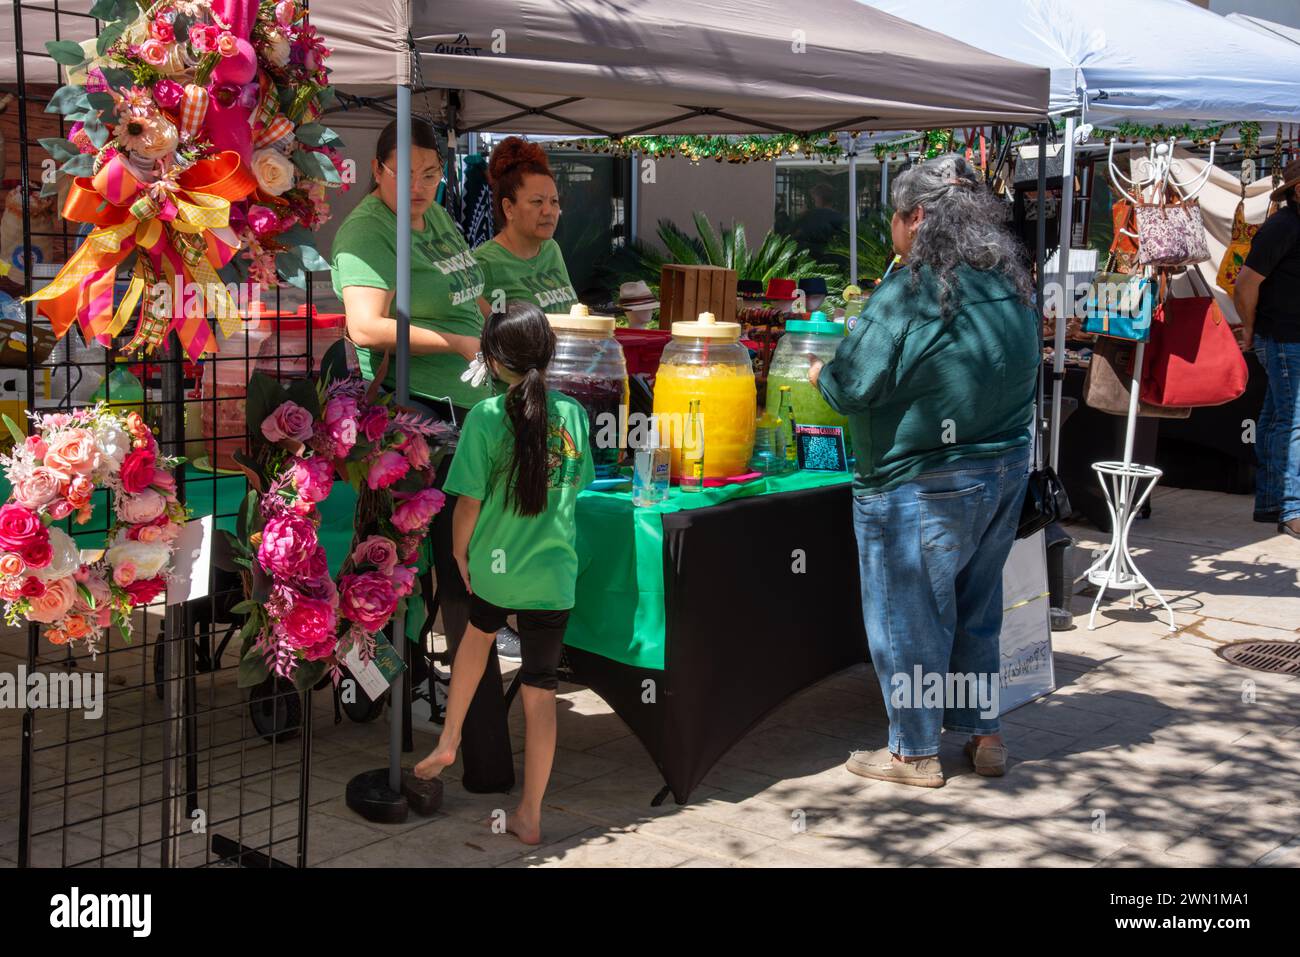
[670,311,742,340]
[546,303,616,334]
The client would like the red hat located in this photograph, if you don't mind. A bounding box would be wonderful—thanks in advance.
[764,278,798,302]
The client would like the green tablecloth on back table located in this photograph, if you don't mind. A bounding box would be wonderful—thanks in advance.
[566,470,853,672]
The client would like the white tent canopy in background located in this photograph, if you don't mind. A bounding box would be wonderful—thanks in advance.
[860,0,1300,125]
[1229,13,1300,48]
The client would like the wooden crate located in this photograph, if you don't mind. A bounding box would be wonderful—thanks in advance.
[659,264,737,326]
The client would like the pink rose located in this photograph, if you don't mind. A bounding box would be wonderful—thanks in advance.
[152,78,183,110]
[22,540,52,570]
[351,535,398,576]
[366,450,409,490]
[25,435,48,459]
[216,32,239,58]
[276,1,297,27]
[118,489,167,525]
[140,38,169,67]
[113,562,137,586]
[26,577,76,624]
[44,428,101,478]
[246,205,281,240]
[12,468,64,510]
[0,503,48,554]
[120,448,157,493]
[279,588,338,657]
[404,434,431,471]
[74,573,111,611]
[258,514,326,580]
[339,572,398,632]
[262,401,315,444]
[391,564,416,597]
[152,469,177,495]
[48,500,73,521]
[291,457,334,504]
[150,19,175,44]
[391,488,446,533]
[0,554,24,577]
[67,475,94,509]
[322,396,358,457]
[124,576,166,606]
[360,407,388,443]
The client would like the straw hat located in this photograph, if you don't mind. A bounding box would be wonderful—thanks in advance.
[617,280,659,311]
[1270,158,1300,204]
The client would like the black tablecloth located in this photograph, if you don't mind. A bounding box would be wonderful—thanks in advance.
[566,481,867,804]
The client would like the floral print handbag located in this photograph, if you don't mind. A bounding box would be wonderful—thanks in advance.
[1135,191,1211,268]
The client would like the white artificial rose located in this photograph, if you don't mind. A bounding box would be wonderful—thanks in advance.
[252,147,295,196]
[33,528,83,582]
[266,32,292,68]
[94,421,132,471]
[106,539,171,580]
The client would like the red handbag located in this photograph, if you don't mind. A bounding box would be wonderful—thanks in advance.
[1140,270,1247,408]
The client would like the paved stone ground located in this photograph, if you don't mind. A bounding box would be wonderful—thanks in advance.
[1,486,1297,867]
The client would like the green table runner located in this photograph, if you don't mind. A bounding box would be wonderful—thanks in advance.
[567,470,853,671]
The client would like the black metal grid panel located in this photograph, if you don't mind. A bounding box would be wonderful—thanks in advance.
[6,0,317,868]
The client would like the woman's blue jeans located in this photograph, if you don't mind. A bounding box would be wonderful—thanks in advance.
[1253,334,1300,523]
[852,446,1030,757]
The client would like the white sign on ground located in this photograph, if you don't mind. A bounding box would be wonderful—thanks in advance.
[1000,529,1056,713]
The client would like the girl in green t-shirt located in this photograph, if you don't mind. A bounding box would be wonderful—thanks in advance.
[413,301,594,846]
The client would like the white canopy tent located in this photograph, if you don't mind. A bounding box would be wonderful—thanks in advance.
[860,0,1300,472]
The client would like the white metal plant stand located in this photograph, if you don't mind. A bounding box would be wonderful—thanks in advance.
[1086,137,1215,632]
[1085,461,1175,631]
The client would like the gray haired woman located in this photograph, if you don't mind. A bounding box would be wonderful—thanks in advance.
[808,153,1040,788]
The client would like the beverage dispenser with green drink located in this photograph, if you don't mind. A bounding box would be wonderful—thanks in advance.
[764,311,852,460]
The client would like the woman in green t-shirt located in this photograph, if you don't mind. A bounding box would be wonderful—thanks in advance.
[474,137,578,314]
[331,118,493,667]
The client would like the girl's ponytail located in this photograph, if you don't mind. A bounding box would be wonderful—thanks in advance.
[481,301,556,517]
[503,365,550,516]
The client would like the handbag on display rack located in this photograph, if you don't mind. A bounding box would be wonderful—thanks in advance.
[1216,182,1261,295]
[1140,268,1248,409]
[1082,254,1154,342]
[1135,189,1211,268]
[1082,335,1191,419]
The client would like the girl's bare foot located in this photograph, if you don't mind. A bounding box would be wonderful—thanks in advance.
[413,747,456,780]
[506,808,542,845]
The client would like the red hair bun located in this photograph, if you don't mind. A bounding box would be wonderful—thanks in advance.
[487,136,551,186]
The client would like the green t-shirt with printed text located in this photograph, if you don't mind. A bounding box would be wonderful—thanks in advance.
[443,391,595,610]
[474,238,578,313]
[331,194,491,408]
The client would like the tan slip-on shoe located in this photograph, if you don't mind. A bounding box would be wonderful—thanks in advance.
[964,738,1008,777]
[845,747,945,788]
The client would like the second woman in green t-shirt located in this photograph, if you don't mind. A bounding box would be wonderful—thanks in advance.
[474,137,578,314]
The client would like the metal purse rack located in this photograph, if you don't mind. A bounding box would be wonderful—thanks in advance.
[1087,137,1216,633]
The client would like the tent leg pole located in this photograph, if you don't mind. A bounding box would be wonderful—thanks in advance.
[391,82,412,796]
[1050,115,1076,473]
[1034,123,1049,474]
[848,141,859,288]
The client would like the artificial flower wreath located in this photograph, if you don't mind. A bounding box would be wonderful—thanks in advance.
[0,405,187,654]
[226,343,452,690]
